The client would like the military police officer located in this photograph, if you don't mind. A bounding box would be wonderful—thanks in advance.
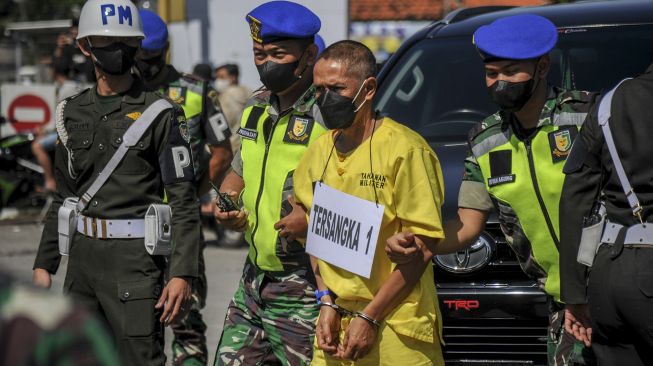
[136,9,234,366]
[560,64,653,364]
[213,1,326,365]
[32,1,199,365]
[385,14,596,365]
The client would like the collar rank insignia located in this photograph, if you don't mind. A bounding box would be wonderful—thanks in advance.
[548,126,577,163]
[283,115,313,145]
[248,15,263,43]
[125,112,141,121]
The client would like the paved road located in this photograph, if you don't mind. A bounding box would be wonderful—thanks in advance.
[0,221,248,365]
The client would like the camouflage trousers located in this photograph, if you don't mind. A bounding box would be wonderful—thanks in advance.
[548,300,596,366]
[171,240,208,366]
[214,258,318,366]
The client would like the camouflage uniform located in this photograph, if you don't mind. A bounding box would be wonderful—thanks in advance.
[0,273,120,366]
[215,259,317,366]
[460,87,596,365]
[214,83,324,365]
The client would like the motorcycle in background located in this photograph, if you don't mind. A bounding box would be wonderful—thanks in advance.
[0,117,50,218]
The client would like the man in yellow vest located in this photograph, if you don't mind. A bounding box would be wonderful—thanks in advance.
[135,9,234,366]
[213,1,325,365]
[386,14,596,365]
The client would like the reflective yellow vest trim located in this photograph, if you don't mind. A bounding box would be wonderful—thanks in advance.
[476,125,575,301]
[240,103,326,271]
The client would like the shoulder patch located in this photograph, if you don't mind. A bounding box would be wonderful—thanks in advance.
[283,115,314,145]
[548,126,578,163]
[168,86,187,104]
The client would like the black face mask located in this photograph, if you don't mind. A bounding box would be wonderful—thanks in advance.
[488,78,537,112]
[90,42,138,76]
[256,60,300,93]
[136,54,166,80]
[317,82,367,130]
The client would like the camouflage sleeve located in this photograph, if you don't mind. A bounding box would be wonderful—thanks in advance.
[154,106,200,278]
[459,130,493,211]
[203,86,232,146]
[458,180,493,211]
[1,281,121,366]
[231,147,243,177]
[33,134,78,273]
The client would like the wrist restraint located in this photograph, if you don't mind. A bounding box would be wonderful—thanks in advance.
[318,301,382,328]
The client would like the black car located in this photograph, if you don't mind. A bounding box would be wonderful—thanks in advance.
[374,1,653,364]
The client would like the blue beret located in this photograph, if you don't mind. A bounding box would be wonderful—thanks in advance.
[139,9,168,51]
[246,1,321,44]
[473,14,558,61]
[315,34,326,55]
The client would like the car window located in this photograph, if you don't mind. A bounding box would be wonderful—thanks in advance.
[376,24,653,143]
[550,24,653,92]
[375,37,493,143]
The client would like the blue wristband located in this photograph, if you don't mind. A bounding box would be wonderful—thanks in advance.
[315,289,332,305]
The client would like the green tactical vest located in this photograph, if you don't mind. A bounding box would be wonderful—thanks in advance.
[472,89,592,301]
[239,97,327,271]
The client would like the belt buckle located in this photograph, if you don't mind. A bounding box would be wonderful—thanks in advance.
[91,217,98,239]
[634,206,644,224]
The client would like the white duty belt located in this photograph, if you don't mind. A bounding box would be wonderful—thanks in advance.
[601,221,653,246]
[76,214,145,239]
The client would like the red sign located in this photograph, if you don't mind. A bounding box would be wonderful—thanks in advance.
[7,94,52,132]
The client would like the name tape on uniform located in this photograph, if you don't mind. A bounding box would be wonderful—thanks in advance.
[306,183,384,278]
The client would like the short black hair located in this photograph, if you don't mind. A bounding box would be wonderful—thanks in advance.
[317,40,376,83]
[216,63,239,78]
[193,63,213,81]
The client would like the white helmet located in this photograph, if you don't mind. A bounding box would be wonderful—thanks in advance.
[77,0,144,40]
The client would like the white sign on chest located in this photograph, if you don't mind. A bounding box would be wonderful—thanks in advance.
[306,182,384,278]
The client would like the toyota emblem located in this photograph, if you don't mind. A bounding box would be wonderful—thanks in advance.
[435,233,493,273]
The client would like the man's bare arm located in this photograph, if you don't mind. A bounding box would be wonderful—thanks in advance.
[435,207,489,255]
[385,208,488,263]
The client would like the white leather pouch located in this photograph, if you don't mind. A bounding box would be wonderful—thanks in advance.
[144,204,172,256]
